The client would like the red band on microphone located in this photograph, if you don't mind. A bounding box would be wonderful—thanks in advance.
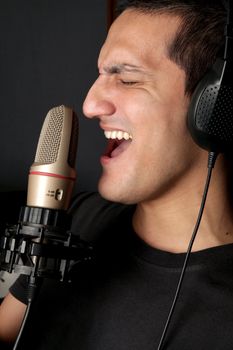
[29,171,76,181]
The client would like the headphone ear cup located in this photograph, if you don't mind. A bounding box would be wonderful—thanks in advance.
[187,58,233,153]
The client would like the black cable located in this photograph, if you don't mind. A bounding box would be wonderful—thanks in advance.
[12,299,32,350]
[157,151,218,350]
[12,276,40,350]
[9,151,218,350]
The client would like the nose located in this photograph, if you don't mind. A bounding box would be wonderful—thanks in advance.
[83,77,116,119]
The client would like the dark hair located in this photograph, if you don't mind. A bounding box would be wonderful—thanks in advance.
[116,0,227,95]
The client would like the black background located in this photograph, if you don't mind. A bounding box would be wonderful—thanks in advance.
[0,0,107,194]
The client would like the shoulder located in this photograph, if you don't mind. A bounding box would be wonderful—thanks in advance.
[69,191,135,242]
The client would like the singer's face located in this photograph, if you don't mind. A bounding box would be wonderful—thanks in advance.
[83,10,205,204]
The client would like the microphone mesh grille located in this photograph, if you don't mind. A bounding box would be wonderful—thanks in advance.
[34,106,64,164]
[68,113,79,167]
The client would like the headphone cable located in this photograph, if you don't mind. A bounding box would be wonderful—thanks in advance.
[157,151,218,350]
[11,152,218,350]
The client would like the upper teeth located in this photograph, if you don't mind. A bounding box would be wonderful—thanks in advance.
[104,130,132,140]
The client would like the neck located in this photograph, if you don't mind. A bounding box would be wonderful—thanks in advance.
[133,155,233,253]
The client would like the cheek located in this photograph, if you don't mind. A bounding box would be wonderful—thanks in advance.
[128,100,180,140]
[135,110,193,166]
[119,86,191,149]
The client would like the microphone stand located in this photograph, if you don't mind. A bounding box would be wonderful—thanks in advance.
[0,205,94,349]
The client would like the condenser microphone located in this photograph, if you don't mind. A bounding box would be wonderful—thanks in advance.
[0,105,92,283]
[1,106,93,350]
[27,105,78,210]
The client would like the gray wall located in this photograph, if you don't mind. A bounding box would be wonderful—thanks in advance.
[0,0,107,193]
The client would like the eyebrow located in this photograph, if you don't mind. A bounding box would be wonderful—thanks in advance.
[102,63,145,74]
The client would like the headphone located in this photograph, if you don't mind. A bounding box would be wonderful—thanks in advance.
[188,0,233,153]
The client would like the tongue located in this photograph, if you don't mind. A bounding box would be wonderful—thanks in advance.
[111,139,131,158]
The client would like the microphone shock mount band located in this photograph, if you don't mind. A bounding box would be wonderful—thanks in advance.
[0,206,94,282]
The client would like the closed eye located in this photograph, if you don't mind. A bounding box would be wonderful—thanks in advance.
[120,80,138,85]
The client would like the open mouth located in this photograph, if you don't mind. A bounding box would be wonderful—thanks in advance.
[103,130,132,158]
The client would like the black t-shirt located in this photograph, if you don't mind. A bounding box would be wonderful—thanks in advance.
[9,192,233,349]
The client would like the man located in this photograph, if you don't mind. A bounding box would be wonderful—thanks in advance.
[1,0,233,349]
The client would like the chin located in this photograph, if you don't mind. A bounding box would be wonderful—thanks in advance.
[98,178,136,205]
[98,184,127,204]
